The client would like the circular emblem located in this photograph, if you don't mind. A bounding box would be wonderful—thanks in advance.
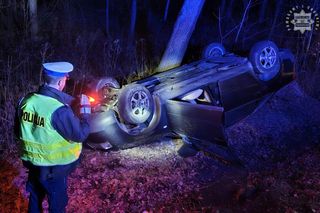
[286,5,319,34]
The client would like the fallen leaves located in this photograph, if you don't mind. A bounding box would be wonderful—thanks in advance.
[64,139,217,212]
[0,160,28,213]
[1,139,320,212]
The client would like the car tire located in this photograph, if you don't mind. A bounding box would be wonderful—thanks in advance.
[118,84,154,124]
[94,77,120,92]
[202,43,226,58]
[249,41,280,82]
[91,77,120,100]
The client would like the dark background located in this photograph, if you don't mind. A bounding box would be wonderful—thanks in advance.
[1,0,319,76]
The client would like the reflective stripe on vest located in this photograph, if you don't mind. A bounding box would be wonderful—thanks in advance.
[19,93,82,166]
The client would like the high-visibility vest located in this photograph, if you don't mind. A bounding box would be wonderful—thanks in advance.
[19,93,82,166]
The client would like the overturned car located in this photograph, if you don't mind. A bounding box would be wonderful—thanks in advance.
[85,41,295,160]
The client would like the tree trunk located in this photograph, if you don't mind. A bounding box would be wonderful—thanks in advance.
[106,0,110,36]
[157,0,205,72]
[220,0,226,16]
[259,0,268,23]
[28,0,38,40]
[129,0,137,42]
[226,0,235,20]
[163,0,170,22]
[268,0,282,38]
[235,0,252,43]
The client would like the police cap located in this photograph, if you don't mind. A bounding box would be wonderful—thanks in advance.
[43,62,74,77]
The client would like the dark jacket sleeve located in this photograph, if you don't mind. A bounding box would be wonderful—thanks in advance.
[51,105,90,142]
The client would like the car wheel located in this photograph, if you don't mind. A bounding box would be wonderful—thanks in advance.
[249,40,280,81]
[118,84,154,124]
[93,77,120,98]
[202,43,226,58]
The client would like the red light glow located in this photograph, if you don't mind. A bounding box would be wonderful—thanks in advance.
[88,96,95,103]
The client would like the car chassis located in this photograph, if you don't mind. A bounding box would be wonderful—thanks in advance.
[86,41,295,161]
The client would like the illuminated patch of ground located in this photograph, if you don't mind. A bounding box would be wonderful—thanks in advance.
[67,139,222,212]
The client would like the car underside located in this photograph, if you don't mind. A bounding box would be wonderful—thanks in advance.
[85,41,295,160]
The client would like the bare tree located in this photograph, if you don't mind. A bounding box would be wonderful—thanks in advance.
[219,0,226,16]
[268,0,283,38]
[157,0,205,72]
[106,0,110,36]
[129,0,137,41]
[235,0,252,43]
[259,0,268,23]
[163,0,170,22]
[28,0,38,40]
[226,0,235,20]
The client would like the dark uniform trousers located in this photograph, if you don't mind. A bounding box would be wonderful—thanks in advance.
[23,159,79,213]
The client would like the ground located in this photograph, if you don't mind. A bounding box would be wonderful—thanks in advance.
[1,81,320,212]
[1,140,320,212]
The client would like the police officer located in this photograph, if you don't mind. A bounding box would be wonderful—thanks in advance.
[15,62,91,213]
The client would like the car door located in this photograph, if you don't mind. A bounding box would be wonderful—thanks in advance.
[165,98,225,143]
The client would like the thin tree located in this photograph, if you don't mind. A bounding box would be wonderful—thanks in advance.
[268,0,283,38]
[129,0,137,42]
[220,0,226,16]
[163,0,170,22]
[28,0,38,40]
[157,0,205,72]
[106,0,110,36]
[259,0,268,23]
[235,0,252,43]
[226,0,235,20]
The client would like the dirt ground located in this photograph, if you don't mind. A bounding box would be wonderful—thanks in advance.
[1,139,320,213]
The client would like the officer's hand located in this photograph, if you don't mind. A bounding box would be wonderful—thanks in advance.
[80,94,91,114]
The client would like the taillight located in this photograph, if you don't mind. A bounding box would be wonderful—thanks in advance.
[88,96,96,103]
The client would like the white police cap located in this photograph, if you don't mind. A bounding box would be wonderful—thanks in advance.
[43,62,74,77]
